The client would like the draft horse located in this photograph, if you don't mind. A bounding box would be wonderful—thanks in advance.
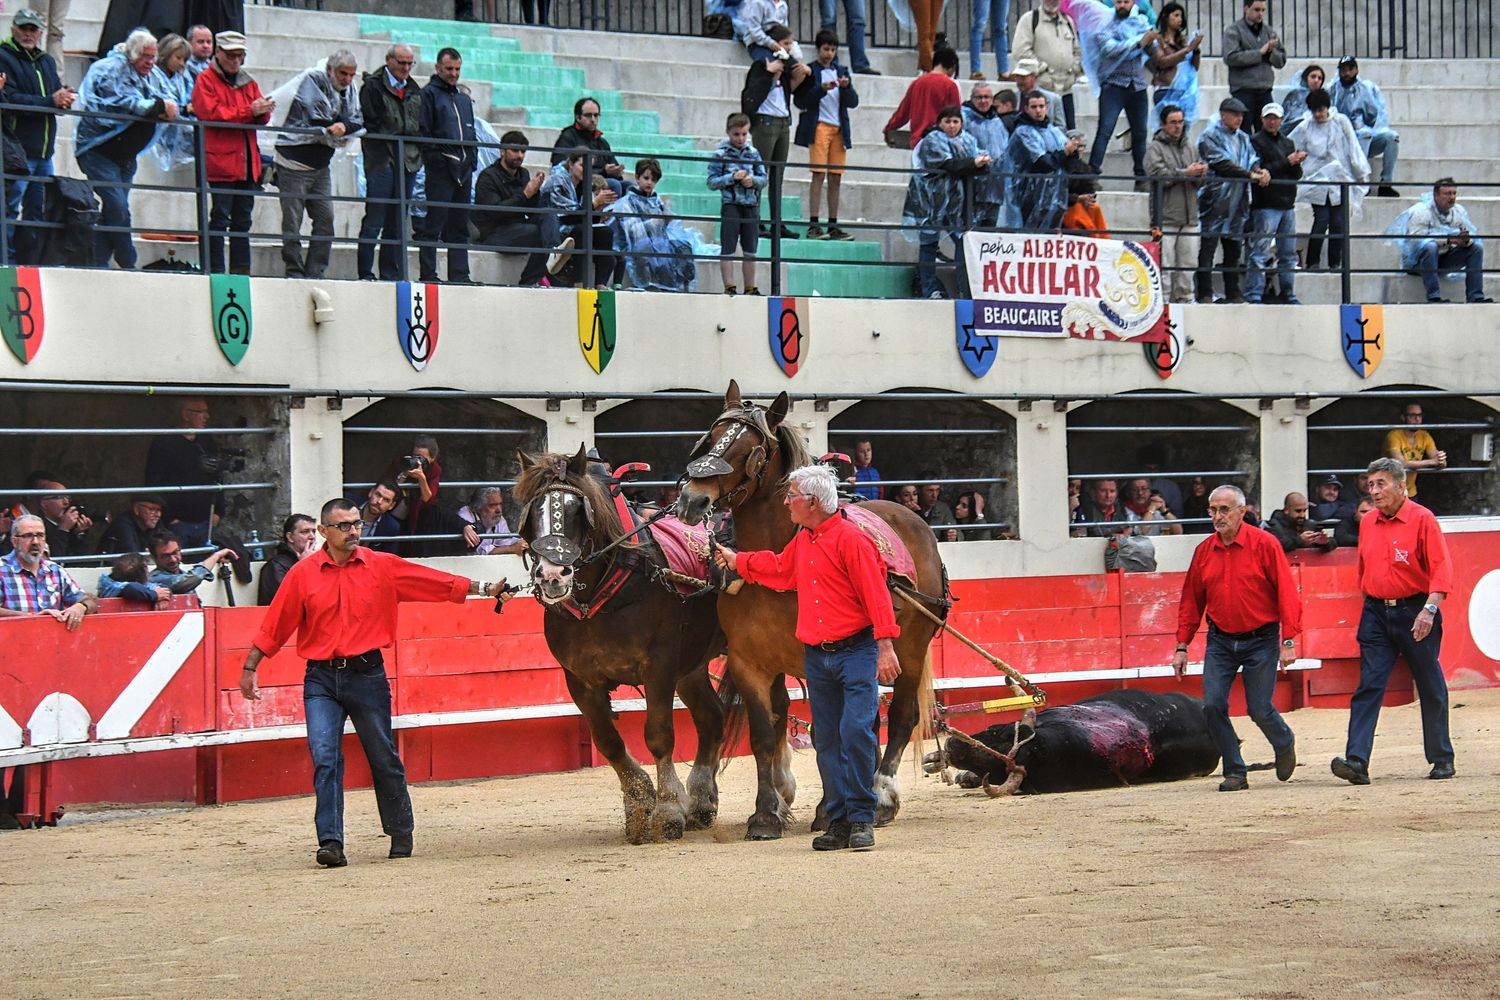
[675,381,947,839]
[514,447,728,843]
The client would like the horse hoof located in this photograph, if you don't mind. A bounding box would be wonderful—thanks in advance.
[874,803,899,828]
[625,809,653,845]
[686,807,717,831]
[745,816,784,841]
[660,817,686,841]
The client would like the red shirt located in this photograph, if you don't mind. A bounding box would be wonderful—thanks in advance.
[884,72,962,148]
[738,510,901,645]
[253,547,470,660]
[1176,522,1302,644]
[1357,498,1453,599]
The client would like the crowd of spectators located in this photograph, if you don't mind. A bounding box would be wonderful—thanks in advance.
[0,3,1485,302]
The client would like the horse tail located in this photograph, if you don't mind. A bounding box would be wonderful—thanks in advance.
[913,644,937,752]
[716,665,745,775]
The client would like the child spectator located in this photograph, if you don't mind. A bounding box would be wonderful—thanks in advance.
[794,30,859,241]
[709,111,768,295]
[607,158,699,291]
[1062,184,1110,236]
[97,552,171,608]
[904,105,990,299]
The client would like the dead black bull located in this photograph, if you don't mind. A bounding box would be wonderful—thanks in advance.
[928,690,1223,794]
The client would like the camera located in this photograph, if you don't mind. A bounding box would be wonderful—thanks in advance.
[401,455,425,472]
[200,447,248,476]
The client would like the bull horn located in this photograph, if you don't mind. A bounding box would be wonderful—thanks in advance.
[982,762,1027,797]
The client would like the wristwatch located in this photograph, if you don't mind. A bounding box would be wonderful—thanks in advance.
[1282,639,1295,649]
[1423,602,1440,615]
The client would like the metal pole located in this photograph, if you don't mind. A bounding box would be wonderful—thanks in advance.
[581,152,595,286]
[397,136,410,282]
[769,147,783,295]
[0,131,10,267]
[195,122,211,271]
[1340,181,1352,304]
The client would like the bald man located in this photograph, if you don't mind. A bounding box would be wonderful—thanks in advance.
[1265,491,1337,553]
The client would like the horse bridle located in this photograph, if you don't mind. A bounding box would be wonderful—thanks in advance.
[684,408,780,510]
[518,483,594,577]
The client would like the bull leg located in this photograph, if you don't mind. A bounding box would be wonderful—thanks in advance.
[566,672,655,845]
[676,667,726,830]
[643,670,689,842]
[741,669,791,841]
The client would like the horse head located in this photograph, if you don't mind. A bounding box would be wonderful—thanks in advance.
[676,379,793,525]
[514,444,602,603]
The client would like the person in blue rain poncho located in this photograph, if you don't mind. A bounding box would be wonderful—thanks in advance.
[1385,179,1493,304]
[542,154,621,288]
[1007,89,1083,231]
[75,28,181,270]
[1065,0,1154,183]
[147,33,197,171]
[606,157,701,292]
[1147,2,1201,125]
[1330,56,1400,196]
[1194,97,1268,302]
[1278,63,1324,134]
[903,105,991,298]
[961,83,1018,228]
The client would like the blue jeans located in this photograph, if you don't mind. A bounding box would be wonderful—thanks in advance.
[1346,599,1454,768]
[803,635,880,825]
[76,150,139,269]
[4,155,52,264]
[357,161,416,280]
[1367,131,1399,184]
[304,660,413,846]
[1245,207,1298,302]
[1201,623,1294,777]
[819,0,870,71]
[969,0,1011,78]
[1412,241,1485,302]
[918,231,966,298]
[1089,83,1149,176]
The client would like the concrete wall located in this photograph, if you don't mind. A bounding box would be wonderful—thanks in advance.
[5,270,1498,582]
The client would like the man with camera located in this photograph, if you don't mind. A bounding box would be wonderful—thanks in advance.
[144,397,247,548]
[17,471,94,558]
[146,530,239,594]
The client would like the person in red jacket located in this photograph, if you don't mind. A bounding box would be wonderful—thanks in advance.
[191,31,274,274]
[713,464,901,853]
[883,45,960,149]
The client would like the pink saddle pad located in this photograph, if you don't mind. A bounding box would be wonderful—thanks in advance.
[842,504,918,587]
[649,516,715,594]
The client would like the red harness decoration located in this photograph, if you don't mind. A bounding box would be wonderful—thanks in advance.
[553,561,636,621]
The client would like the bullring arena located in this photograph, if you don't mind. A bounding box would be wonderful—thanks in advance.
[6,1,1500,997]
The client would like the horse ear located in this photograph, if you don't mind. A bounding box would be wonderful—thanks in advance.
[724,379,742,410]
[517,450,535,471]
[766,391,790,429]
[567,443,590,478]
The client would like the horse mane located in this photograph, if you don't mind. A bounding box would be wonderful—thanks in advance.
[512,454,631,551]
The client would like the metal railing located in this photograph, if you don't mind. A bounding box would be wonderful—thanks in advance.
[2,101,1494,305]
[452,0,1496,60]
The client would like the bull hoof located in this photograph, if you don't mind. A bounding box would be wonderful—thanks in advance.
[745,813,784,841]
[954,770,982,789]
[921,749,945,775]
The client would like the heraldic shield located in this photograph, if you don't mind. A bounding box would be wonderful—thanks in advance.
[397,281,441,372]
[0,266,44,365]
[209,274,252,366]
[767,296,807,377]
[1340,304,1384,378]
[954,299,997,377]
[577,288,616,374]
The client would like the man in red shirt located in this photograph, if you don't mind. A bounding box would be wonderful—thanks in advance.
[883,45,961,148]
[714,464,900,852]
[240,497,506,867]
[1332,458,1455,785]
[1174,485,1300,791]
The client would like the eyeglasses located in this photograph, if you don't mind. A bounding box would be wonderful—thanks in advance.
[324,520,364,533]
[392,58,415,66]
[579,112,600,119]
[786,492,812,502]
[220,50,246,59]
[14,532,45,541]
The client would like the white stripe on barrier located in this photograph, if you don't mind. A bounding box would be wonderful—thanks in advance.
[0,702,21,751]
[0,659,1322,768]
[95,613,206,741]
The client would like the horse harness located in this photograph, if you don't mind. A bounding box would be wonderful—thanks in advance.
[685,406,779,510]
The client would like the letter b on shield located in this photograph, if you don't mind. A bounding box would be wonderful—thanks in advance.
[210,274,252,366]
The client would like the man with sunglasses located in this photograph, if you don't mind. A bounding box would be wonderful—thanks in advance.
[240,496,508,868]
[712,464,900,853]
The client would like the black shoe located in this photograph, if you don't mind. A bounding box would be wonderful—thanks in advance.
[1218,773,1249,792]
[316,841,347,867]
[812,820,851,851]
[853,66,881,75]
[389,833,413,858]
[804,223,827,240]
[1428,762,1456,780]
[1427,296,1452,303]
[848,822,875,851]
[1275,740,1297,782]
[1377,185,1400,197]
[826,225,855,241]
[1469,295,1495,304]
[1331,756,1370,785]
[1223,295,1246,304]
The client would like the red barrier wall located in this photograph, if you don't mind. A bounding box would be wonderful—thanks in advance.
[7,532,1499,819]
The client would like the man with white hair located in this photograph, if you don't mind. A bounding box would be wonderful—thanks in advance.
[712,464,900,852]
[275,49,365,278]
[1173,484,1301,792]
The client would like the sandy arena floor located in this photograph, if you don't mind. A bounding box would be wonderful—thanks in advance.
[5,691,1500,999]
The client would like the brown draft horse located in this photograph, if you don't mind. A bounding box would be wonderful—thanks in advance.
[675,381,946,839]
[513,447,728,843]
